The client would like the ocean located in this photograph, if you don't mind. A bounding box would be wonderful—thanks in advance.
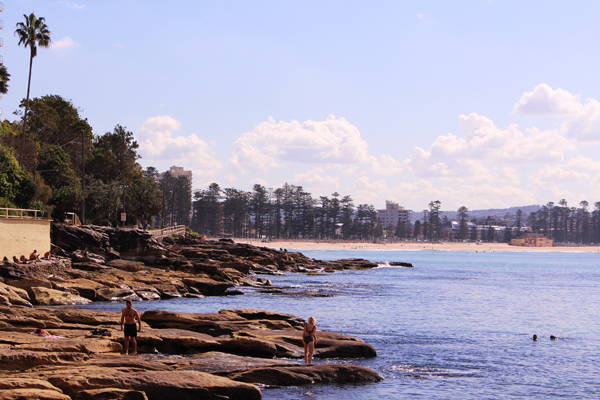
[84,249,600,399]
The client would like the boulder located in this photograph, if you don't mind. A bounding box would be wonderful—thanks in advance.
[181,277,234,296]
[0,282,32,307]
[218,337,277,358]
[31,287,93,306]
[131,285,161,301]
[45,368,261,400]
[229,364,384,385]
[95,288,141,302]
[153,284,182,299]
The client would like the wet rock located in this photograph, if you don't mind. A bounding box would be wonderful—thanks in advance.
[181,277,234,296]
[95,288,141,302]
[229,364,384,385]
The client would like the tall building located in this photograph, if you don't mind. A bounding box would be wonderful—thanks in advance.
[158,166,193,186]
[377,201,412,229]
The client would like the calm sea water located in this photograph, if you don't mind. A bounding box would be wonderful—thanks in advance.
[85,249,600,399]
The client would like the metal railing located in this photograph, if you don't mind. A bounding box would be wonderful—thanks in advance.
[146,225,187,237]
[0,208,51,220]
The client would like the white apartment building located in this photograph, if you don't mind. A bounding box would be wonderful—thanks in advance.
[377,201,412,228]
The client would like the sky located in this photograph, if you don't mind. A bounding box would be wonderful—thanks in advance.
[2,0,600,212]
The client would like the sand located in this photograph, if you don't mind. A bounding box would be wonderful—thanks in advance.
[233,239,600,253]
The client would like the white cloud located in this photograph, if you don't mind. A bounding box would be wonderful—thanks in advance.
[53,1,85,9]
[404,113,575,180]
[136,116,223,179]
[417,13,424,18]
[513,83,583,117]
[51,37,80,50]
[513,84,600,143]
[230,115,374,173]
[533,165,590,183]
[288,167,340,191]
[560,98,600,143]
[113,43,123,48]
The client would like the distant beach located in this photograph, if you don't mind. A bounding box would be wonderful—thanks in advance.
[234,239,600,253]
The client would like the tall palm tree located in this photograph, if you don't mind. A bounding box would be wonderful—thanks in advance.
[14,13,51,166]
[0,65,10,95]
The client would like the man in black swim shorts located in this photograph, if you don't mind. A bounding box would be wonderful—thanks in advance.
[120,300,142,355]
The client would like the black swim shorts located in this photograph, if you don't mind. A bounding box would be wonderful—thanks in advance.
[124,323,137,337]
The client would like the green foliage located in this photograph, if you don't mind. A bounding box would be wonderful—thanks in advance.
[0,143,35,207]
[0,65,11,95]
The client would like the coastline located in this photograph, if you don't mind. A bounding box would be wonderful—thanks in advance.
[234,239,600,253]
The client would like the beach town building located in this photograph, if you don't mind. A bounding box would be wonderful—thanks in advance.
[511,233,553,247]
[377,201,412,230]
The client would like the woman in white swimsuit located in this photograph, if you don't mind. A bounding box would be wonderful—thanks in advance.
[302,316,318,365]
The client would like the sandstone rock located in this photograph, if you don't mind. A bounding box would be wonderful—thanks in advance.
[176,351,296,375]
[152,284,182,299]
[0,389,71,400]
[106,260,146,272]
[3,275,54,297]
[51,278,101,301]
[31,287,93,306]
[45,368,261,400]
[95,287,141,302]
[131,285,161,301]
[229,364,384,385]
[0,282,32,307]
[141,310,246,336]
[0,378,65,392]
[219,337,277,358]
[74,388,149,400]
[0,349,89,371]
[181,277,234,296]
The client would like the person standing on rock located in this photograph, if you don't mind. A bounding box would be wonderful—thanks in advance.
[303,316,318,365]
[120,300,142,355]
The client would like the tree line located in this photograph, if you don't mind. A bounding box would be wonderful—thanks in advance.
[191,183,383,240]
[392,201,600,244]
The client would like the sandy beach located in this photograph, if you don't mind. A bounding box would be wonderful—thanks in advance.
[233,239,600,253]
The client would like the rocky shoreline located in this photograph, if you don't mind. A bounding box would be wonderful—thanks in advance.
[0,224,413,399]
[0,306,382,400]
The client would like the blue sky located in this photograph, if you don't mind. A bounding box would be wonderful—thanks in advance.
[3,0,600,211]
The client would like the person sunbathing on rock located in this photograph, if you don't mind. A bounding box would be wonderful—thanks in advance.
[303,316,318,365]
[120,299,142,355]
[29,250,41,262]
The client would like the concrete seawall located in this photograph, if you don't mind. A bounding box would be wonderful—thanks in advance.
[0,219,51,260]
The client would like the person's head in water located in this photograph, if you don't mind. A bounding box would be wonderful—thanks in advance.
[126,300,132,308]
[550,335,557,340]
[308,316,316,325]
[533,334,538,341]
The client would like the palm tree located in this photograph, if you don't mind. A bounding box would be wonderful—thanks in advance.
[14,13,51,166]
[0,65,10,95]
